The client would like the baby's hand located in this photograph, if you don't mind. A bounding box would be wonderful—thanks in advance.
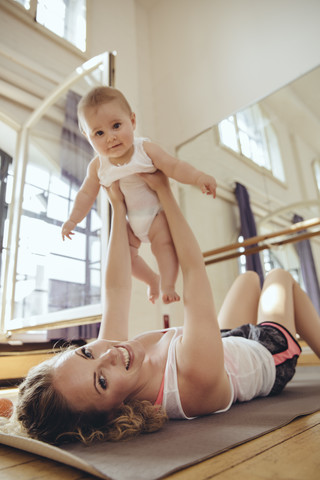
[61,220,76,241]
[197,174,217,198]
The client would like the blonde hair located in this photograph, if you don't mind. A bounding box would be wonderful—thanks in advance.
[77,86,132,133]
[16,352,167,445]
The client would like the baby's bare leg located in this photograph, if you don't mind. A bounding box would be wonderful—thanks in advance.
[149,211,180,304]
[127,223,160,303]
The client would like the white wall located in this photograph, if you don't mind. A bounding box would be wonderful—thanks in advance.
[143,0,320,151]
[137,0,320,322]
[86,0,141,118]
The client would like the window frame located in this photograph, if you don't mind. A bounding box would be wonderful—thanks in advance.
[0,51,114,338]
[217,105,286,184]
[5,0,88,55]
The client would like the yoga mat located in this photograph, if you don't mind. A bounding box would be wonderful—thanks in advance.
[1,366,320,480]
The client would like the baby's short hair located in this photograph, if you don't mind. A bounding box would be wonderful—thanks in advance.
[77,86,132,131]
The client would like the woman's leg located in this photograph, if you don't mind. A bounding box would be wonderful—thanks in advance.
[292,277,320,357]
[257,268,320,357]
[257,268,296,334]
[218,271,261,329]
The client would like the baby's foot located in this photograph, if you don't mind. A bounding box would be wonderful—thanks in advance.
[148,274,160,304]
[162,288,180,304]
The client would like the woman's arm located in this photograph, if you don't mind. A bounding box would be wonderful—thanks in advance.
[140,172,228,413]
[62,157,101,240]
[143,142,216,198]
[98,182,132,340]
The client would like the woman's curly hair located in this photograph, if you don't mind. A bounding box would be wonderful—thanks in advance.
[16,353,167,445]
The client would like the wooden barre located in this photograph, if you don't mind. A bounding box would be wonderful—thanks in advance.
[203,217,320,258]
[204,228,320,266]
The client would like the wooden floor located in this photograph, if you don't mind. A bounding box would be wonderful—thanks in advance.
[0,410,319,480]
[0,350,319,480]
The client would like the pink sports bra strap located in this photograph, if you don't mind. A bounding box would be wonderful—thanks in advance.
[154,375,165,406]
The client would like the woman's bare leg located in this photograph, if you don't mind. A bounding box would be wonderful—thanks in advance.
[218,271,261,329]
[127,224,160,303]
[257,269,296,334]
[257,268,320,357]
[149,212,180,304]
[292,277,320,357]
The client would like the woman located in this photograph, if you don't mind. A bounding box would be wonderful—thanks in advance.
[16,172,320,445]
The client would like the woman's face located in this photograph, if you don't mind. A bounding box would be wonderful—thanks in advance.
[52,339,146,412]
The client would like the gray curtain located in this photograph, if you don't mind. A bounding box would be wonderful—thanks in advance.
[235,182,264,286]
[0,150,12,279]
[60,90,93,185]
[292,214,320,314]
[48,91,100,342]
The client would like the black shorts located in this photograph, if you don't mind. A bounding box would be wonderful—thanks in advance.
[221,322,301,395]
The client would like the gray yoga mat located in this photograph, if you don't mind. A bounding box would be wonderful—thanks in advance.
[1,366,320,480]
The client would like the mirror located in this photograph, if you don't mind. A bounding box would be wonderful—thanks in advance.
[176,65,320,298]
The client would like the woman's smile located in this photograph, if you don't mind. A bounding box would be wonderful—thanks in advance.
[116,345,132,369]
[52,339,146,412]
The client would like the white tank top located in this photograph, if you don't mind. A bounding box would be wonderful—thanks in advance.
[98,137,160,213]
[162,327,275,419]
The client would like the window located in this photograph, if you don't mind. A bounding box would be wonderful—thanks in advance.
[14,164,101,318]
[313,159,320,195]
[218,104,285,182]
[0,51,112,334]
[237,235,247,274]
[237,235,283,275]
[1,156,100,320]
[12,0,86,51]
[261,249,283,274]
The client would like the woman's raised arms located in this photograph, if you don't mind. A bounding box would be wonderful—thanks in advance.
[140,172,230,415]
[98,182,132,341]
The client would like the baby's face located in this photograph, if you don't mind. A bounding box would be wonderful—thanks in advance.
[81,101,136,161]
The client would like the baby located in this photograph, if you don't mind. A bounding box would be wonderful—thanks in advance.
[62,86,216,304]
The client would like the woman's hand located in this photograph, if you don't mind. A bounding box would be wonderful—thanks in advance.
[103,181,125,207]
[139,170,170,193]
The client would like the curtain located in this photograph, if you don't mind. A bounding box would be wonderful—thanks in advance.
[60,90,93,185]
[48,91,100,342]
[292,214,320,314]
[235,182,264,286]
[0,150,12,278]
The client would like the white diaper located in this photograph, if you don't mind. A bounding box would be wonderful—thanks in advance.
[128,205,162,243]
